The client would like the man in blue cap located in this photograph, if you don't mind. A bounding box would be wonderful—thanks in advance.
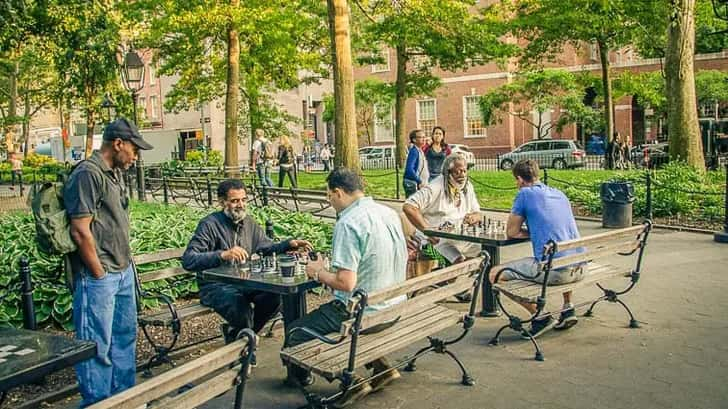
[64,117,153,406]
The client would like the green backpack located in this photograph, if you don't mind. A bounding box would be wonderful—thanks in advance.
[29,161,105,256]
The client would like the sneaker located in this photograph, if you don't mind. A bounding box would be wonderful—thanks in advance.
[333,378,373,408]
[453,291,472,303]
[521,316,556,340]
[370,369,401,393]
[554,308,578,331]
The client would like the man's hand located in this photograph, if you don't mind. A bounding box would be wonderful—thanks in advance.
[221,246,249,263]
[463,212,480,225]
[290,239,313,252]
[427,235,440,245]
[305,256,326,281]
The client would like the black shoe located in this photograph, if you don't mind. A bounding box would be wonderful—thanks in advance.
[221,323,239,344]
[554,308,578,331]
[454,291,472,303]
[521,316,556,340]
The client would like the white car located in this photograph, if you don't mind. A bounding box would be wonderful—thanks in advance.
[448,144,476,166]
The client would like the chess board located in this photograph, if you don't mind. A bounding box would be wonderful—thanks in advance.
[0,344,36,364]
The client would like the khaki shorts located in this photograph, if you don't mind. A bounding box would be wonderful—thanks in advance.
[499,256,584,285]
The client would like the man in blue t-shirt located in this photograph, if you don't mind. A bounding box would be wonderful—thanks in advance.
[489,159,584,339]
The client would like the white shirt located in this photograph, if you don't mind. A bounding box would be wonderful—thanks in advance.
[252,138,269,164]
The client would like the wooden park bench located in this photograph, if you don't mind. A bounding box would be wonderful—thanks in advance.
[87,329,256,409]
[489,221,652,361]
[133,248,218,376]
[280,255,490,408]
[261,186,331,216]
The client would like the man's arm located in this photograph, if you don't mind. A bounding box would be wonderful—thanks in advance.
[506,213,529,239]
[182,221,224,271]
[69,217,105,279]
[309,266,357,292]
[402,203,428,232]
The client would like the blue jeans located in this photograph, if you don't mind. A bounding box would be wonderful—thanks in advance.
[256,162,273,187]
[73,264,137,407]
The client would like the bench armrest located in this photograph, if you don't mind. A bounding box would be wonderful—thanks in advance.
[288,327,346,345]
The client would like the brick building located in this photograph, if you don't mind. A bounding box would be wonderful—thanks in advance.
[353,45,728,157]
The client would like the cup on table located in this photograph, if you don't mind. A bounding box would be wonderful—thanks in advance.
[279,254,297,283]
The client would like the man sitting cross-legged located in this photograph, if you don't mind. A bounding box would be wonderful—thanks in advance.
[489,159,585,339]
[286,168,408,408]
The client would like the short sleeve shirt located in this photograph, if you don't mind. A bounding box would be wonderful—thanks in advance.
[64,150,131,272]
[511,183,580,261]
[252,138,268,164]
[331,197,407,310]
[405,176,480,229]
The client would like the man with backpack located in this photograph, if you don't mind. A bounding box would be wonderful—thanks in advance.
[252,128,274,187]
[63,118,153,406]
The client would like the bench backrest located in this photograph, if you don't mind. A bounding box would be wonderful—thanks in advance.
[340,256,486,336]
[87,338,250,409]
[133,248,188,284]
[539,222,651,272]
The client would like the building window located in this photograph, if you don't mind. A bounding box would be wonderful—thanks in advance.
[463,96,486,138]
[148,64,156,85]
[138,97,147,120]
[699,100,717,118]
[373,104,394,142]
[532,109,551,139]
[371,48,390,73]
[416,99,437,135]
[150,96,159,120]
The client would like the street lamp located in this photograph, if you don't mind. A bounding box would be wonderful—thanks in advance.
[101,93,116,123]
[121,50,147,201]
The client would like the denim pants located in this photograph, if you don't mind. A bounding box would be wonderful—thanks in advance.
[256,162,273,187]
[73,264,137,407]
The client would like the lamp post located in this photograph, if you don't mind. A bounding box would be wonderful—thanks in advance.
[101,93,116,123]
[121,50,146,201]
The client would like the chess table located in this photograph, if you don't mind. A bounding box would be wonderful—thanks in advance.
[424,226,529,317]
[0,327,96,403]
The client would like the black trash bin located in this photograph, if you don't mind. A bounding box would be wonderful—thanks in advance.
[601,181,635,228]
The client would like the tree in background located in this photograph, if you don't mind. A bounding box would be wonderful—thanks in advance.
[505,0,666,168]
[323,78,394,146]
[129,0,328,175]
[479,70,602,140]
[352,0,514,166]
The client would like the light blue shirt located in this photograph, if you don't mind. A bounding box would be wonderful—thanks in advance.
[331,197,407,310]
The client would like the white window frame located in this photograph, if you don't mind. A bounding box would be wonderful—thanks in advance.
[371,48,390,73]
[138,97,147,120]
[416,99,437,134]
[373,104,394,142]
[150,96,159,120]
[462,95,487,139]
[532,109,551,139]
[148,64,157,85]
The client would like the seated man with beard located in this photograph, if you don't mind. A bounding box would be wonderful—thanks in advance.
[182,179,312,342]
[402,154,482,301]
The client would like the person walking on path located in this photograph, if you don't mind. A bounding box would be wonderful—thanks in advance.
[64,118,153,407]
[277,135,298,188]
[320,144,332,172]
[252,129,274,187]
[423,126,451,182]
[9,152,23,190]
[403,129,429,198]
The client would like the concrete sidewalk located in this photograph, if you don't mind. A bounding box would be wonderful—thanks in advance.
[201,221,728,409]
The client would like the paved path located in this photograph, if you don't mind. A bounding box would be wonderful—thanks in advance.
[199,220,728,409]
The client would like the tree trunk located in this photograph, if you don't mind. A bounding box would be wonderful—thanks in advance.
[327,0,359,170]
[5,60,18,153]
[598,38,615,169]
[224,0,241,177]
[22,95,30,157]
[394,44,408,167]
[84,110,95,158]
[665,0,704,171]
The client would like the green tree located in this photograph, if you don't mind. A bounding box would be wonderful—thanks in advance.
[479,70,602,140]
[353,0,514,165]
[324,78,394,146]
[506,0,666,167]
[130,0,328,175]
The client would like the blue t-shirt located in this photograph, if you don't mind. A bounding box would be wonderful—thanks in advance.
[512,183,581,261]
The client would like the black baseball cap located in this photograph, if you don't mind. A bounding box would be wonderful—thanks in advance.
[103,118,153,150]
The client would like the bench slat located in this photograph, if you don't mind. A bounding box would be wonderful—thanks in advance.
[87,339,248,409]
[282,304,449,371]
[139,266,190,283]
[554,225,646,252]
[318,308,461,377]
[494,263,630,303]
[546,239,640,270]
[154,367,240,409]
[139,303,214,326]
[353,257,483,311]
[134,248,185,265]
[339,275,472,337]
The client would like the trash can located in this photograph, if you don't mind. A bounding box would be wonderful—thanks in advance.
[601,181,635,228]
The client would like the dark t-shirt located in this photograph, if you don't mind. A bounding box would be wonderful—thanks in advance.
[64,150,131,273]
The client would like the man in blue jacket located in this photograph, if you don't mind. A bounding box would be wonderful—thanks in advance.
[182,179,312,341]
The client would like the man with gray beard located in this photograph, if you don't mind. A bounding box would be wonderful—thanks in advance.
[182,179,312,342]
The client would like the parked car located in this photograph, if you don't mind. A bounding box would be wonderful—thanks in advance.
[359,145,395,160]
[498,139,585,170]
[448,144,476,166]
[630,142,669,168]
